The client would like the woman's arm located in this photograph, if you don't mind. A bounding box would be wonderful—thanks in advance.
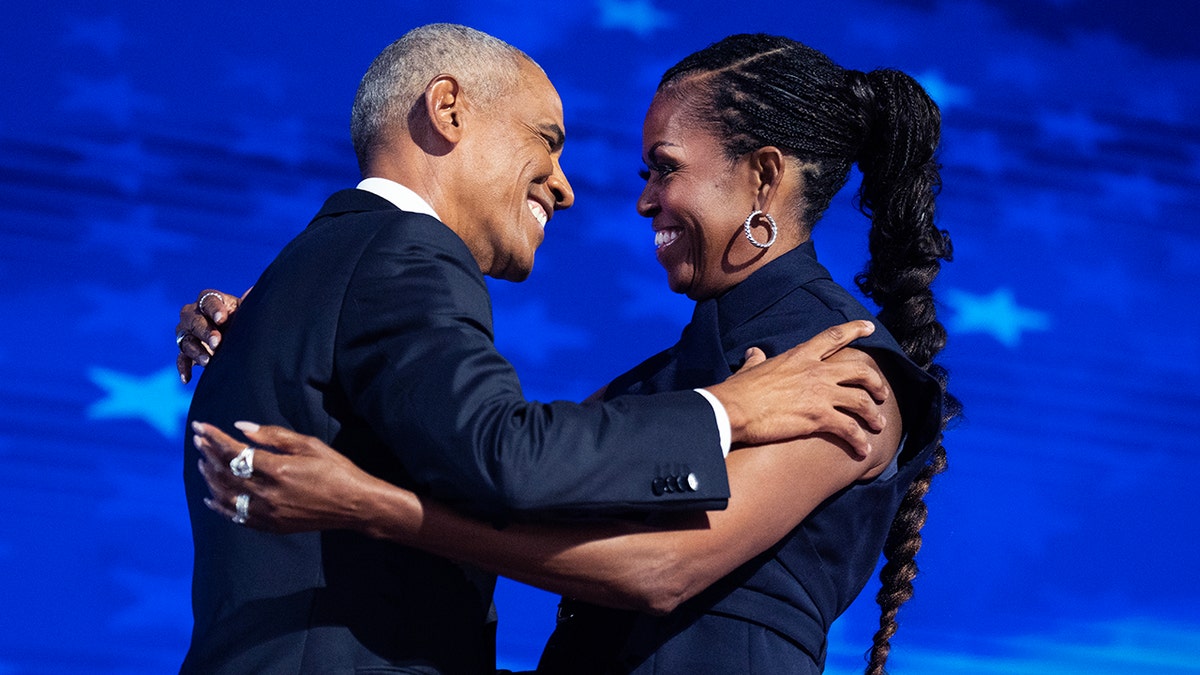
[195,349,899,615]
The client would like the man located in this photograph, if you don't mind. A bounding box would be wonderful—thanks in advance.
[178,24,885,673]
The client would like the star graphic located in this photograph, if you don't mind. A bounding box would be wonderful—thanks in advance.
[945,287,1051,348]
[914,71,972,110]
[596,0,673,38]
[87,365,193,439]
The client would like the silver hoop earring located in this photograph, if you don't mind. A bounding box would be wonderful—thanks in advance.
[742,210,777,249]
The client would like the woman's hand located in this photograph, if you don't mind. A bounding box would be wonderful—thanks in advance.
[192,421,403,535]
[175,289,245,383]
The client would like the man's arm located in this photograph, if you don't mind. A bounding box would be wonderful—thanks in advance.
[194,352,899,613]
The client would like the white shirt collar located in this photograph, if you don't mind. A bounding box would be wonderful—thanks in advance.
[356,177,441,222]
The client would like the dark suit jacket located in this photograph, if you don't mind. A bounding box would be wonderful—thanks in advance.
[181,189,730,674]
[537,241,943,674]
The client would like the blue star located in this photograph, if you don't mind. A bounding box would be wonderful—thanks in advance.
[597,0,673,38]
[945,287,1051,348]
[87,365,193,439]
[914,71,971,110]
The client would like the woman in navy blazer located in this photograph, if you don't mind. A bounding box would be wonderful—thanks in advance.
[194,34,958,674]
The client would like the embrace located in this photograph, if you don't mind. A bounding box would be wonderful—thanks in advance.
[174,23,956,675]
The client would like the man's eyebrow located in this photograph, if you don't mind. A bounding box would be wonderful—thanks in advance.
[539,123,565,151]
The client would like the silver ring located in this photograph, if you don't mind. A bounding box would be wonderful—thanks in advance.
[230,446,255,479]
[233,493,250,524]
[198,291,223,311]
[176,331,188,347]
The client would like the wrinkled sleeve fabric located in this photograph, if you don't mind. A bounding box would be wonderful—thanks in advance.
[334,215,730,521]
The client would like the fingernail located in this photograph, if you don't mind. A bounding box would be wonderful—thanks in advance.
[203,498,215,510]
[180,373,188,384]
[192,421,203,433]
[235,421,260,433]
[213,311,225,324]
[198,354,210,367]
[208,334,221,349]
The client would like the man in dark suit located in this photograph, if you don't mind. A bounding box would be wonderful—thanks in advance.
[179,24,884,673]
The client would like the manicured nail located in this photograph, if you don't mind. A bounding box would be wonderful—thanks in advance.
[208,334,221,349]
[213,311,225,324]
[234,421,260,433]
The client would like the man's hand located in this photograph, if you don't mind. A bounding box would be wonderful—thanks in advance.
[175,289,243,383]
[706,320,889,458]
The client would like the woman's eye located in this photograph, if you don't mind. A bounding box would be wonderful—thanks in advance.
[639,164,675,181]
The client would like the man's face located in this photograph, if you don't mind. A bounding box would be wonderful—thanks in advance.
[458,59,574,282]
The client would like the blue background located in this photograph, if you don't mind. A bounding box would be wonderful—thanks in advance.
[3,1,1199,672]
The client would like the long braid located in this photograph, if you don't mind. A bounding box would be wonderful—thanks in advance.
[852,68,959,675]
[660,36,959,674]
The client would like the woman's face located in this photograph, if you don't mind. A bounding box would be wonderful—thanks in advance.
[637,92,764,300]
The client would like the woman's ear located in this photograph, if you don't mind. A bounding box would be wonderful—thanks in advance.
[424,75,465,144]
[749,146,786,213]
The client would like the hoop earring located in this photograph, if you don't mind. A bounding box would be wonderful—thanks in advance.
[742,210,777,249]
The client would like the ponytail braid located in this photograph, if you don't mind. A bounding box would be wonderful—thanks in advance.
[851,68,960,675]
[658,36,959,673]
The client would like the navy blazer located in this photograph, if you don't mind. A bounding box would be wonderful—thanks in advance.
[181,189,730,673]
[538,241,943,674]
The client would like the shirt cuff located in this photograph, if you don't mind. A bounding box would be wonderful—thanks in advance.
[694,388,732,457]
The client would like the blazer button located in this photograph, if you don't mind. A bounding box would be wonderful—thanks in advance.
[652,477,666,496]
[685,472,699,491]
[665,475,680,493]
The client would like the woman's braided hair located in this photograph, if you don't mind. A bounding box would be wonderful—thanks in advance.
[659,34,960,673]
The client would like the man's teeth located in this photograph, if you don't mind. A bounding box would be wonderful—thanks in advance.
[655,229,681,248]
[528,200,548,227]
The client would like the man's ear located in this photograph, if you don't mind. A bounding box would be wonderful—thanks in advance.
[424,75,465,144]
[749,146,786,214]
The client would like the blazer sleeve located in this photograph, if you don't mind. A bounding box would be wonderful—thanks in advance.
[335,216,730,521]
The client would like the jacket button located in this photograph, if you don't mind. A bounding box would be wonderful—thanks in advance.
[651,477,666,496]
[685,472,699,491]
[665,475,680,493]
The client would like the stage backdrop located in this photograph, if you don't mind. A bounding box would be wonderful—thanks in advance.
[2,1,1198,672]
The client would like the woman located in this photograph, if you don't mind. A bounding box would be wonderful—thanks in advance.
[190,34,956,673]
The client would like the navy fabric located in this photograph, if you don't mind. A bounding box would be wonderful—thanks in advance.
[182,189,731,673]
[539,241,943,673]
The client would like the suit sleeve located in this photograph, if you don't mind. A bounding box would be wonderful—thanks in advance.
[335,218,730,521]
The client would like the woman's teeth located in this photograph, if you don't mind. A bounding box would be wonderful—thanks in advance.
[655,228,681,249]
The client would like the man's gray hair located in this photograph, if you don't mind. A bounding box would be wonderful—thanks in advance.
[350,23,531,172]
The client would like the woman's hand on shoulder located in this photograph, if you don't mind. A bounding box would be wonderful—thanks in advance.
[175,288,247,383]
